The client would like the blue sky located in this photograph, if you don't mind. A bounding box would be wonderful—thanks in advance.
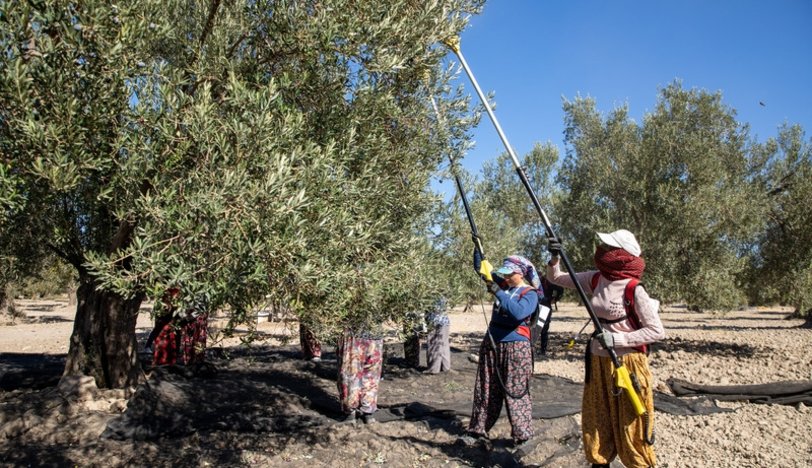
[437,0,812,189]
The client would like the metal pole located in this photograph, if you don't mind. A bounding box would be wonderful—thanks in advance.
[428,92,528,400]
[443,37,623,370]
[428,95,486,258]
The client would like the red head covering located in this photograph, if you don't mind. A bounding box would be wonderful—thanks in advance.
[593,245,645,281]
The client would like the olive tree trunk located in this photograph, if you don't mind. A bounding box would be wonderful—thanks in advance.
[63,277,145,388]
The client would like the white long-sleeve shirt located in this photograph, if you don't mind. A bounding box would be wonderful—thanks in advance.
[547,262,666,357]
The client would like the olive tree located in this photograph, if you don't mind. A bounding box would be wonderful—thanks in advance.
[0,0,482,387]
[479,142,561,267]
[747,124,812,320]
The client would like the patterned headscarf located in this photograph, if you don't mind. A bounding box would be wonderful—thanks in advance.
[496,255,541,289]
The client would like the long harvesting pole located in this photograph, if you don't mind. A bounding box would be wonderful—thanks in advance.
[428,92,536,400]
[428,94,491,281]
[444,37,648,420]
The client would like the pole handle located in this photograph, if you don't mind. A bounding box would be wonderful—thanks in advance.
[615,366,647,416]
[479,259,493,282]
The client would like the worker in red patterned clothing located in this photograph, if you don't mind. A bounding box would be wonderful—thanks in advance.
[336,320,384,425]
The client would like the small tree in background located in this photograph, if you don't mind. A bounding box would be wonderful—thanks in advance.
[10,259,75,299]
[479,142,561,267]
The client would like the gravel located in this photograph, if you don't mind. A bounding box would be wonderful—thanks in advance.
[1,299,810,467]
[537,304,812,467]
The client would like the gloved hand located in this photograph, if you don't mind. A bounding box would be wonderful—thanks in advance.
[485,281,501,295]
[595,331,615,349]
[472,239,493,281]
[547,236,562,257]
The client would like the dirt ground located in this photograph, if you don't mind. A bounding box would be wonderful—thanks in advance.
[1,297,811,467]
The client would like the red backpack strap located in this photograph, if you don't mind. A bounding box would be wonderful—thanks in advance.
[590,272,601,292]
[623,279,648,354]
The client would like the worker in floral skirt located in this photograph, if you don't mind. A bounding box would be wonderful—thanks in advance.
[336,324,384,425]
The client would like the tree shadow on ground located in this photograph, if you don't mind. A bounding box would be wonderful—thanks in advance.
[386,433,526,468]
[655,337,758,358]
[2,442,80,468]
[1,342,733,467]
[756,310,797,317]
[16,303,61,313]
[0,353,65,390]
[100,350,339,464]
[21,316,74,324]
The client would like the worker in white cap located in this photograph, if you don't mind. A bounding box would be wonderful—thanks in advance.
[546,229,665,468]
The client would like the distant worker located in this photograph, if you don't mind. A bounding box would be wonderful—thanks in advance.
[299,322,322,362]
[541,277,564,310]
[546,229,665,468]
[148,287,209,366]
[145,287,179,363]
[424,296,451,374]
[537,277,564,356]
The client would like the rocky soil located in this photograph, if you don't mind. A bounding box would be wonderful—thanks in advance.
[0,298,810,467]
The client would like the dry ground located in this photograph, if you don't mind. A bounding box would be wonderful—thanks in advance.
[1,297,811,467]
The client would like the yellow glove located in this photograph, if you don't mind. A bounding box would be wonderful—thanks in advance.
[479,259,493,282]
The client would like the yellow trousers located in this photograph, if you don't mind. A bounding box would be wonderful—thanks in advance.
[582,352,656,468]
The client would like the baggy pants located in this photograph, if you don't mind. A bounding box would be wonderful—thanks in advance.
[337,334,383,415]
[582,352,656,468]
[468,339,533,442]
[425,323,451,373]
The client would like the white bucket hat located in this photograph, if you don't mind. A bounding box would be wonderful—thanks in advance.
[597,229,641,257]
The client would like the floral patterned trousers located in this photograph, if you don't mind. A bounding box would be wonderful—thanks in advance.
[468,339,534,442]
[337,334,383,414]
[582,352,656,468]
